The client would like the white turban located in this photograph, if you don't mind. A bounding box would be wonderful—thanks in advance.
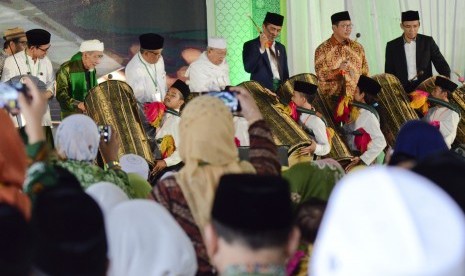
[311,166,465,276]
[80,39,104,52]
[208,37,227,49]
[119,154,149,180]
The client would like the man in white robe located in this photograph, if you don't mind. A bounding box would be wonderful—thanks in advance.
[185,37,230,93]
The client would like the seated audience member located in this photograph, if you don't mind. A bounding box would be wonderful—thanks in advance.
[388,120,448,168]
[0,203,33,276]
[310,166,465,275]
[119,153,152,197]
[106,200,197,276]
[32,187,108,276]
[287,198,327,276]
[54,114,134,197]
[282,159,344,209]
[86,182,129,216]
[204,174,299,276]
[413,151,465,214]
[150,86,280,274]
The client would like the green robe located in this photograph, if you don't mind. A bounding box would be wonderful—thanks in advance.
[56,52,97,119]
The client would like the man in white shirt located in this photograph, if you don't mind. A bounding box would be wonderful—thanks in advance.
[1,27,27,79]
[125,33,167,104]
[424,76,460,148]
[291,81,331,157]
[125,33,167,151]
[186,37,230,93]
[1,29,55,146]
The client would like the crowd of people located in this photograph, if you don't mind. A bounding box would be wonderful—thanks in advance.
[1,8,464,276]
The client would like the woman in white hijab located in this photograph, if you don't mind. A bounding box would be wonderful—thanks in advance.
[85,182,129,216]
[106,199,197,276]
[54,114,134,198]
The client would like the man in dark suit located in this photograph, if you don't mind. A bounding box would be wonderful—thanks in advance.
[385,10,450,93]
[242,12,289,91]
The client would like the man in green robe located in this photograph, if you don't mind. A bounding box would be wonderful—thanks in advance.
[56,40,104,119]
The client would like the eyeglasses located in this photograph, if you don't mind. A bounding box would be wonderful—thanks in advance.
[37,46,51,52]
[17,40,28,45]
[146,50,161,56]
[339,24,354,29]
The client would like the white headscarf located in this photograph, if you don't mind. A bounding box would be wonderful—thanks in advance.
[85,182,129,216]
[55,114,100,161]
[119,154,149,180]
[106,200,197,276]
[311,166,465,276]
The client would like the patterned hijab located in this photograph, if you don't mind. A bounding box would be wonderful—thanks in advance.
[176,96,255,231]
[55,114,100,161]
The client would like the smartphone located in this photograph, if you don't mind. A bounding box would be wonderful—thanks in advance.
[0,80,27,110]
[208,91,241,113]
[98,125,112,143]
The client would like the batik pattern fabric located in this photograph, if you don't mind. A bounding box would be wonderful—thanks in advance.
[314,35,369,98]
[55,160,135,198]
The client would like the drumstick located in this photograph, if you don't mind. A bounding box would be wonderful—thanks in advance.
[246,14,262,34]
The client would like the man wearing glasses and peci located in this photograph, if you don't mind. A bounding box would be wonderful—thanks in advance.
[314,11,369,123]
[0,27,28,78]
[1,28,56,147]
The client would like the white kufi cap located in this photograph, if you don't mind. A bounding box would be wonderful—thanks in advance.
[80,39,104,52]
[208,37,227,49]
[119,154,149,180]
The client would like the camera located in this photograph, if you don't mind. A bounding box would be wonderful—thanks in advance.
[98,125,112,143]
[208,91,241,113]
[0,79,28,111]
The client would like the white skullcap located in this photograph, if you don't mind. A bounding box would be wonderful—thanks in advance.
[86,182,129,216]
[119,154,149,180]
[311,166,465,276]
[208,37,227,49]
[79,39,104,52]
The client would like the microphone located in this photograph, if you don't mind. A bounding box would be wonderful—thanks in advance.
[409,70,424,82]
[108,73,113,80]
[355,33,361,42]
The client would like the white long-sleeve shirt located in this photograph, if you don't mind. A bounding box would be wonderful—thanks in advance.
[300,113,330,156]
[125,53,167,103]
[424,106,460,149]
[344,108,387,165]
[1,50,55,127]
[185,51,230,93]
[155,112,182,167]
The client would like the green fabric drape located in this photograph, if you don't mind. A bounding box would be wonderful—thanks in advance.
[56,52,97,119]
